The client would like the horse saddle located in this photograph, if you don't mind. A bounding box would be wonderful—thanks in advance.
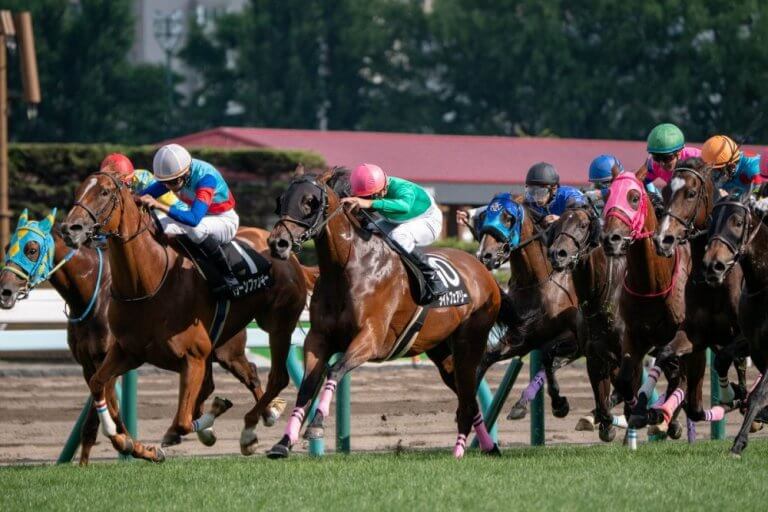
[176,236,273,299]
[397,249,471,308]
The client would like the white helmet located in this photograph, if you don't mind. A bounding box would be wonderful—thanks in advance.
[153,144,192,181]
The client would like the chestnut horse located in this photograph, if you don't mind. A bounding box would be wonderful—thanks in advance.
[702,200,768,456]
[475,196,583,421]
[266,169,504,459]
[655,158,748,419]
[0,209,291,463]
[601,171,693,430]
[548,205,628,441]
[59,171,311,461]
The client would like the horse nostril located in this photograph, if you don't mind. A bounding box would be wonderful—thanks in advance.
[662,235,675,247]
[609,233,622,244]
[1,288,12,298]
[713,261,726,274]
[69,223,83,233]
[276,238,290,250]
[557,249,568,260]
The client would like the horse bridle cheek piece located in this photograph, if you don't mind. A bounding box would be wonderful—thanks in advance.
[662,166,709,242]
[275,177,345,253]
[551,210,598,266]
[706,201,759,273]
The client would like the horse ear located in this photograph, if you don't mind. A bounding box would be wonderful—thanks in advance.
[634,163,648,182]
[16,209,28,229]
[39,208,57,232]
[295,163,305,177]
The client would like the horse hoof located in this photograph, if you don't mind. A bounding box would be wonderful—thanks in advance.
[212,396,234,415]
[552,397,570,418]
[628,413,648,429]
[647,408,665,426]
[267,443,290,459]
[599,425,616,443]
[483,443,502,456]
[575,416,596,432]
[750,421,764,433]
[729,451,742,460]
[196,427,217,447]
[304,426,324,440]
[263,398,287,427]
[154,446,166,463]
[506,402,528,420]
[240,440,259,456]
[667,420,683,440]
[161,432,182,448]
[121,437,135,456]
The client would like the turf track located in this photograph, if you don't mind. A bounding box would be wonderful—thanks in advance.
[2,440,766,511]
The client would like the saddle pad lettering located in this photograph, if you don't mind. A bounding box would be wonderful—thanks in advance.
[425,253,470,308]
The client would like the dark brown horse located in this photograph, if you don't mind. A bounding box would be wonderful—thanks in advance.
[59,171,311,461]
[654,158,748,422]
[266,169,504,459]
[702,200,768,456]
[601,171,692,429]
[548,205,627,441]
[475,198,583,421]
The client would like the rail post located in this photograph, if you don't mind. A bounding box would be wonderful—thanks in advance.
[286,345,324,456]
[530,350,545,446]
[709,349,726,440]
[335,373,351,453]
[118,370,138,461]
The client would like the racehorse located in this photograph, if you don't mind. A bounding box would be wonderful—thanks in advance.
[654,158,748,423]
[702,199,768,456]
[475,195,583,421]
[266,168,505,459]
[59,171,312,461]
[601,171,693,429]
[0,209,296,463]
[548,205,628,441]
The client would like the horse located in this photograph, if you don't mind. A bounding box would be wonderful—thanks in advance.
[0,209,296,463]
[475,194,583,421]
[702,199,768,456]
[601,171,693,430]
[547,205,628,441]
[266,168,505,459]
[654,157,748,423]
[58,171,312,461]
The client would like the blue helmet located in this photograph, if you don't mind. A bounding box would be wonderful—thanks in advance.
[589,155,623,183]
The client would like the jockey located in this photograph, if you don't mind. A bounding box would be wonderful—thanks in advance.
[523,162,586,225]
[99,153,181,208]
[584,154,625,208]
[644,123,701,190]
[701,135,761,199]
[138,144,240,294]
[340,163,447,301]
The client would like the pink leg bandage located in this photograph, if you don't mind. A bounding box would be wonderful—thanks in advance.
[285,407,305,444]
[659,388,685,423]
[453,433,467,459]
[472,412,495,452]
[704,406,725,422]
[317,379,338,418]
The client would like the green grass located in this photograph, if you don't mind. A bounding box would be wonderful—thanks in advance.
[2,441,766,511]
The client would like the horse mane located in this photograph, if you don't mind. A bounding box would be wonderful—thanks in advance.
[325,167,352,198]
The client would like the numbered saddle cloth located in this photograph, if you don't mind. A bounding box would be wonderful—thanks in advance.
[401,251,471,308]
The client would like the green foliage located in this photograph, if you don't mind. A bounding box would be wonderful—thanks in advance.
[8,144,324,226]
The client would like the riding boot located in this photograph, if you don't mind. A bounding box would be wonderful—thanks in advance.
[410,249,448,303]
[199,236,241,297]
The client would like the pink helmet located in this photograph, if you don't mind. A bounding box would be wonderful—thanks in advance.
[350,163,387,196]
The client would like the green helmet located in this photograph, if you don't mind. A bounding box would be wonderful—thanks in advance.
[646,123,685,154]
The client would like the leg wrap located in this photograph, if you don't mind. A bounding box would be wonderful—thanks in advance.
[317,379,337,418]
[95,400,117,437]
[521,369,546,404]
[659,389,685,423]
[285,407,305,444]
[704,406,725,422]
[472,412,495,452]
[453,433,467,459]
[639,366,661,399]
[192,413,216,432]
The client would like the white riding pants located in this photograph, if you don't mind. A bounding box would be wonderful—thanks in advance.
[156,209,239,244]
[381,204,443,253]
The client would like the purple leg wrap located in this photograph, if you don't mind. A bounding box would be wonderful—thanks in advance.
[453,433,467,459]
[687,418,696,444]
[285,407,305,444]
[472,412,495,452]
[521,369,546,403]
[317,379,338,417]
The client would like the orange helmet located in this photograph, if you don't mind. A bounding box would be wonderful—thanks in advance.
[100,153,135,183]
[701,135,740,168]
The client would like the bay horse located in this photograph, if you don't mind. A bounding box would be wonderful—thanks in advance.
[548,205,628,441]
[266,168,504,459]
[702,199,768,456]
[59,171,311,461]
[0,209,291,463]
[601,171,693,430]
[475,195,583,421]
[654,157,748,421]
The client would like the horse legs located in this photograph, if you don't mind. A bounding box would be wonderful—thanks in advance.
[79,374,124,465]
[192,363,217,447]
[88,343,163,462]
[240,326,292,455]
[616,340,645,428]
[426,343,457,393]
[648,330,693,426]
[267,330,331,459]
[732,370,768,457]
[543,337,579,418]
[586,348,616,442]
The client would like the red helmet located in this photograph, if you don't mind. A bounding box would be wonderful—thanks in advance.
[100,153,135,183]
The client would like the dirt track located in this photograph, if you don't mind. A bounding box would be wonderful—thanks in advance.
[0,359,765,464]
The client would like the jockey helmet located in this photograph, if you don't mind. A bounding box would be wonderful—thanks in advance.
[153,144,192,182]
[350,163,387,197]
[589,154,623,183]
[525,162,559,186]
[701,135,740,169]
[100,153,135,183]
[647,123,685,154]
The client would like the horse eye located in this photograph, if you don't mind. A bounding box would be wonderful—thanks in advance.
[685,189,696,199]
[734,218,744,228]
[101,189,110,197]
[29,247,37,254]
[580,222,588,229]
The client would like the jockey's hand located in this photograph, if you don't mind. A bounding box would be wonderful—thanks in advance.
[456,209,469,225]
[138,195,162,210]
[544,214,559,224]
[340,197,373,210]
[718,188,729,198]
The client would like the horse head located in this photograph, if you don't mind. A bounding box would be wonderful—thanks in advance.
[702,199,757,286]
[0,209,58,308]
[655,157,713,258]
[548,206,600,271]
[601,172,654,256]
[60,172,131,248]
[476,193,525,270]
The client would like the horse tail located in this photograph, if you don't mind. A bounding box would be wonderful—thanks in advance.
[301,265,320,293]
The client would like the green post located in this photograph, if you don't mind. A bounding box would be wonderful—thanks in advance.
[286,346,324,456]
[56,396,93,464]
[336,373,351,454]
[709,349,726,440]
[530,350,545,446]
[119,370,138,461]
[471,358,523,448]
[476,379,497,442]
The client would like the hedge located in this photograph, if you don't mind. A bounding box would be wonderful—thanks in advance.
[9,143,325,228]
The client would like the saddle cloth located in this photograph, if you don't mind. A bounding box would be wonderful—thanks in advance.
[176,236,273,299]
[401,251,471,308]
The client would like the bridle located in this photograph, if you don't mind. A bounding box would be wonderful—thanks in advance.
[706,200,762,271]
[550,208,599,267]
[662,166,711,242]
